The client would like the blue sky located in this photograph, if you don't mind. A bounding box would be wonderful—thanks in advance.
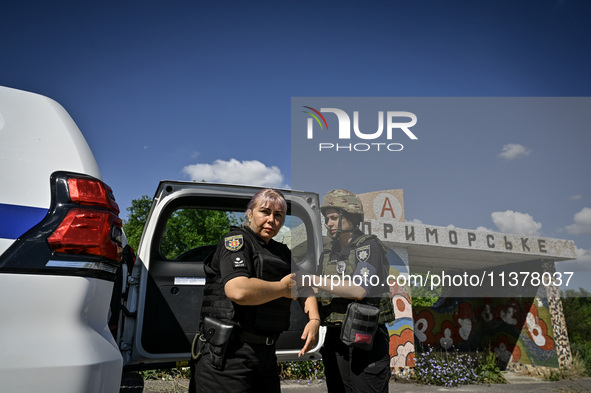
[1,1,590,285]
[288,97,591,287]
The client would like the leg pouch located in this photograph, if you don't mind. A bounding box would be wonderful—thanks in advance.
[340,302,379,351]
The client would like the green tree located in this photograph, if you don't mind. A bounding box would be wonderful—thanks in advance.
[123,195,153,251]
[409,272,442,307]
[562,287,591,375]
[562,287,591,343]
[123,195,239,259]
[159,208,237,259]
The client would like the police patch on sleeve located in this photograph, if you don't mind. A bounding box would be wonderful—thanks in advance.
[232,253,246,268]
[354,261,377,278]
[355,245,370,263]
[225,234,244,251]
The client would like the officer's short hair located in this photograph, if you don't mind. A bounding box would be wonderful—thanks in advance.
[247,188,287,219]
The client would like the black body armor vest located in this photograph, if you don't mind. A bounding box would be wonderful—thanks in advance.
[200,227,292,335]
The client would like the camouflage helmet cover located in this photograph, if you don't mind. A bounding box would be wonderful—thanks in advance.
[320,189,364,222]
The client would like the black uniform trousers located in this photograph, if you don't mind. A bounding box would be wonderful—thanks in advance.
[192,338,280,393]
[321,325,391,393]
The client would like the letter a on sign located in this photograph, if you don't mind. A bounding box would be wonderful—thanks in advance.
[381,197,396,219]
[372,191,403,222]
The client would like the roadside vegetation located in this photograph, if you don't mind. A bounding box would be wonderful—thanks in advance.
[411,346,505,386]
[279,361,325,384]
[561,288,591,377]
[140,367,190,381]
[280,347,506,387]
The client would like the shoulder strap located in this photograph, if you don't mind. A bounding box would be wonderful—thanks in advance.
[352,233,387,254]
[237,226,263,251]
[351,233,373,247]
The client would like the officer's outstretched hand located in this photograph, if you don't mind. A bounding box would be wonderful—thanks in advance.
[280,273,297,300]
[298,319,320,357]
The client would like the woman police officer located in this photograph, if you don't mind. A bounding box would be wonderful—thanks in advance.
[192,188,320,393]
[305,189,395,393]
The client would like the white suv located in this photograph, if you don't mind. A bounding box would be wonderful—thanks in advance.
[0,86,324,393]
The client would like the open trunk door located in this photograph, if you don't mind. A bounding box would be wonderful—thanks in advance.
[120,181,324,369]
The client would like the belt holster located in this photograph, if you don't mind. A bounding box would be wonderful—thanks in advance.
[193,316,236,370]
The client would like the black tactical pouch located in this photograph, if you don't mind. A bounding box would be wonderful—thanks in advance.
[194,316,236,370]
[340,302,380,350]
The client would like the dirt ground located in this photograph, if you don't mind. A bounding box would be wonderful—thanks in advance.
[143,378,190,393]
[125,373,591,393]
[120,373,189,393]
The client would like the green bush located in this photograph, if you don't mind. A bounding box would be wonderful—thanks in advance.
[278,360,325,384]
[475,348,506,384]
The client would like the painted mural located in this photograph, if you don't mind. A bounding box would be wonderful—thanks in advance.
[381,246,564,369]
[387,278,415,367]
[411,294,559,368]
[384,248,415,368]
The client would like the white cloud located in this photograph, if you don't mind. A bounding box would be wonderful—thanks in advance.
[569,194,583,200]
[407,218,423,224]
[491,210,542,235]
[498,143,531,160]
[565,207,591,235]
[576,247,591,263]
[476,226,493,232]
[182,159,286,188]
[558,247,591,272]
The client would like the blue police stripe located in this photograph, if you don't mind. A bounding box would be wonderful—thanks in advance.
[0,203,49,239]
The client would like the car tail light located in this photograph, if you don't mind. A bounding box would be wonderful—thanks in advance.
[48,209,123,261]
[68,178,120,214]
[47,175,123,262]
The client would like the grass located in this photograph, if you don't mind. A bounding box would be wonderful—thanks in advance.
[140,367,190,381]
[571,342,591,377]
[540,353,589,381]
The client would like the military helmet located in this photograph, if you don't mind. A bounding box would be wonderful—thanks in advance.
[320,189,364,222]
